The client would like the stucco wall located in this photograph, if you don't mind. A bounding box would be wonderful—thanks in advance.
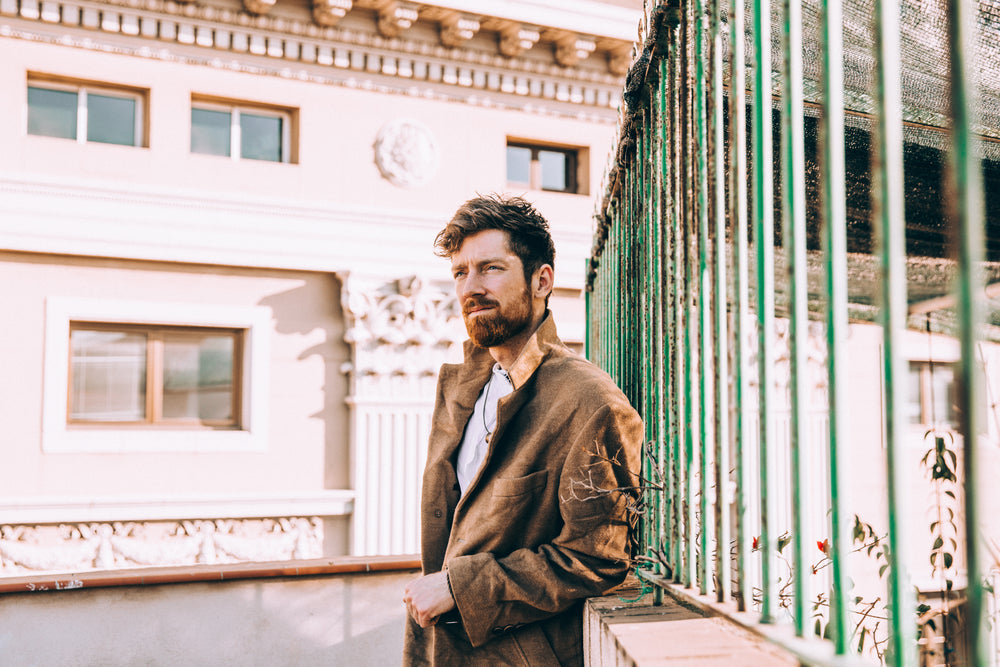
[0,568,417,666]
[0,252,349,499]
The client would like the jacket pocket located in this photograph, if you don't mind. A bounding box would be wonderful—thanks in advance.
[492,470,548,498]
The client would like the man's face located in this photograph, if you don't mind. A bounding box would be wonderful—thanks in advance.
[450,229,533,348]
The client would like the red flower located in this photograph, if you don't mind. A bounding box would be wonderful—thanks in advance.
[817,539,830,554]
[752,536,760,551]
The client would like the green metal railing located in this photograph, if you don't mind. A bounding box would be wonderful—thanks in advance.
[585,1,990,665]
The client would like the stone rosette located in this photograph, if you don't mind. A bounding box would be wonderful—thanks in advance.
[373,118,440,188]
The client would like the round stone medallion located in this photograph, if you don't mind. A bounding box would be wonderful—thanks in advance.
[373,118,440,188]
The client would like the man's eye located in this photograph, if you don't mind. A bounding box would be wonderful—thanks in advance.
[453,271,466,279]
[486,265,502,272]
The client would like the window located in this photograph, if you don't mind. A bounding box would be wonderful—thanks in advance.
[506,140,585,194]
[906,360,988,433]
[27,78,145,146]
[191,99,293,163]
[69,323,243,428]
[907,361,959,427]
[43,298,271,453]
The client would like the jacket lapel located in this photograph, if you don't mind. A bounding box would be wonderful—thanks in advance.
[452,313,563,505]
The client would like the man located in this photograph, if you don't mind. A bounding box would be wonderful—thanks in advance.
[403,194,643,666]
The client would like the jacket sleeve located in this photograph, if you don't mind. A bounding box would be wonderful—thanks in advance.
[444,401,642,648]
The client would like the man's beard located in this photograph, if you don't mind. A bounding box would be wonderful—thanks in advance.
[463,288,532,348]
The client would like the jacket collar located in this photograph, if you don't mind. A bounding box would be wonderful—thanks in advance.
[458,311,561,390]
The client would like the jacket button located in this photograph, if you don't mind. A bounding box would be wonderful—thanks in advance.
[433,509,443,518]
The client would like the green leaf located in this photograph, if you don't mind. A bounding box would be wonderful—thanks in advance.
[814,619,823,637]
[777,534,792,553]
[944,553,954,569]
[879,563,889,578]
[933,536,944,550]
[945,490,956,499]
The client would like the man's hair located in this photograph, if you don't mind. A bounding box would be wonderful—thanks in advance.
[434,194,556,284]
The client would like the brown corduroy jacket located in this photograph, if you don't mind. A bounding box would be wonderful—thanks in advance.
[403,314,643,666]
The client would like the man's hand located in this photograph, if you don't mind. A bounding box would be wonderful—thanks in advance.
[403,570,456,628]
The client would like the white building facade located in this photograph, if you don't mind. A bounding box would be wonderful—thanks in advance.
[0,0,641,573]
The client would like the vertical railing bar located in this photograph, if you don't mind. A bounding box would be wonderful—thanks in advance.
[672,17,687,579]
[872,0,917,663]
[711,0,731,605]
[946,0,986,662]
[642,111,657,571]
[681,2,696,589]
[781,0,809,637]
[695,0,713,597]
[657,53,673,583]
[752,0,778,622]
[819,0,851,652]
[729,0,750,613]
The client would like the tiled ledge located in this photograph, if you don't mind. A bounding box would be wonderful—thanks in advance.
[584,588,799,667]
[0,554,421,594]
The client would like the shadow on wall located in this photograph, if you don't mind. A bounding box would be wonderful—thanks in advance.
[0,569,415,666]
[259,274,351,557]
[258,273,350,491]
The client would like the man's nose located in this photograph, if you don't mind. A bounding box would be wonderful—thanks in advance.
[460,271,485,298]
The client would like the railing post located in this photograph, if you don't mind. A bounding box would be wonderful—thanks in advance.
[729,0,751,614]
[819,0,852,653]
[872,0,917,663]
[752,0,778,623]
[781,0,810,637]
[711,0,730,606]
[947,0,987,662]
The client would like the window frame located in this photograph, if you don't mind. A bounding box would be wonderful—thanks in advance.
[26,75,147,147]
[43,297,270,453]
[505,139,586,195]
[190,97,294,163]
[68,321,245,429]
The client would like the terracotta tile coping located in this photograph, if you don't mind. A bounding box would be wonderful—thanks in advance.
[0,555,422,595]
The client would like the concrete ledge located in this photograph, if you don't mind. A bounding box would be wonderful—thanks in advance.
[585,589,799,666]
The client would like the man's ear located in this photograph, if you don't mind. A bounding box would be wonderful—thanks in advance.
[533,264,554,299]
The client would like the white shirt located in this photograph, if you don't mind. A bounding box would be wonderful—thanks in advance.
[456,363,514,495]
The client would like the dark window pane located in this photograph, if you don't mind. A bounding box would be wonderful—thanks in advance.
[240,112,282,162]
[506,146,531,183]
[87,93,137,146]
[27,86,78,140]
[906,363,923,424]
[539,149,568,191]
[191,108,231,157]
[71,330,147,421]
[930,365,958,427]
[162,333,235,422]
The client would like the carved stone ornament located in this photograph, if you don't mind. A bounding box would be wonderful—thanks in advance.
[0,518,322,575]
[242,0,276,15]
[312,0,353,27]
[376,2,418,38]
[340,274,462,398]
[555,36,597,68]
[373,119,440,189]
[499,24,541,58]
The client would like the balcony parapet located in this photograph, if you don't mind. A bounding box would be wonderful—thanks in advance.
[0,490,354,577]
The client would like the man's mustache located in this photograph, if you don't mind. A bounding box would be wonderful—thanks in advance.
[463,298,500,315]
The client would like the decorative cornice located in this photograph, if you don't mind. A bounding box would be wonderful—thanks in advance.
[0,0,628,112]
